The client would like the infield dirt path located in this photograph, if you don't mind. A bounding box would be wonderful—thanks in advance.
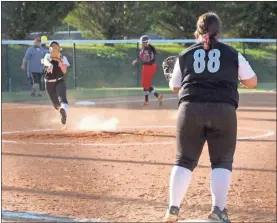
[2,92,276,222]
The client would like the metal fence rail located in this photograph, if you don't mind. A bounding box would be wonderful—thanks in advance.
[1,39,276,92]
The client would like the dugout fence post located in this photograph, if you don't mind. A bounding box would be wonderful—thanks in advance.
[73,43,77,89]
[4,44,11,92]
[242,42,246,57]
[136,42,140,87]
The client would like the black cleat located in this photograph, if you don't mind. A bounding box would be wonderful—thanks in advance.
[208,206,231,223]
[59,108,67,125]
[163,206,179,222]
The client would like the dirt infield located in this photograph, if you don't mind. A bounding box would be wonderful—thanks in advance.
[2,92,276,222]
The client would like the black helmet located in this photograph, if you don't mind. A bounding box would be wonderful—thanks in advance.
[140,35,150,44]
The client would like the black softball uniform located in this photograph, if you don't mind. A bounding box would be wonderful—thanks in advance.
[43,54,70,111]
[170,41,256,172]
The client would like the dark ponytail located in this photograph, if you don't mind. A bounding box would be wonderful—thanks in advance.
[202,32,218,50]
[194,12,221,50]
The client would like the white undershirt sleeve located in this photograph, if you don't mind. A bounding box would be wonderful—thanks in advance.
[238,52,256,80]
[62,56,70,67]
[169,58,182,91]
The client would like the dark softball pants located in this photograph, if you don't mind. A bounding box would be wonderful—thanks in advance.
[30,72,42,85]
[175,102,237,172]
[30,72,46,90]
[45,79,68,110]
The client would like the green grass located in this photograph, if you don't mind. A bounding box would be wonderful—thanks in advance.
[2,42,276,92]
[228,43,276,83]
[2,85,273,103]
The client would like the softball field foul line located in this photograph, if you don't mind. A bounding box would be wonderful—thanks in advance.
[2,127,275,146]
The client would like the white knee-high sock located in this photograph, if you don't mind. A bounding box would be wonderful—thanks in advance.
[169,166,192,208]
[150,89,156,95]
[210,168,232,211]
[60,103,68,112]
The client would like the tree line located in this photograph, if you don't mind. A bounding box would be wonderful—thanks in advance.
[2,1,276,40]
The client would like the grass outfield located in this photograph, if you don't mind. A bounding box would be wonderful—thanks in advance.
[2,85,275,103]
[1,42,276,91]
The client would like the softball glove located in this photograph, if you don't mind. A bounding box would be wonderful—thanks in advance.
[162,56,177,82]
[50,45,63,63]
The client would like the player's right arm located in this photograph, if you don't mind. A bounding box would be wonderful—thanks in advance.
[169,57,182,93]
[21,47,31,70]
[238,52,258,88]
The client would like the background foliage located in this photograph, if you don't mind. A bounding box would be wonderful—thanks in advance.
[2,1,276,39]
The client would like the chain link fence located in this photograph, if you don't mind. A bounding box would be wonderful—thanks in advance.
[1,40,276,92]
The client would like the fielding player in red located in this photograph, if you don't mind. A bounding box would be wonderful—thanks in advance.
[132,35,163,106]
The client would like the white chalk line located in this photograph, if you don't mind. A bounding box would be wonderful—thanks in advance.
[76,97,177,106]
[248,101,275,104]
[237,130,275,140]
[2,126,275,146]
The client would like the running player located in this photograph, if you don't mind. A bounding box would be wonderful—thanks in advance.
[132,35,163,106]
[43,41,70,125]
[163,12,258,223]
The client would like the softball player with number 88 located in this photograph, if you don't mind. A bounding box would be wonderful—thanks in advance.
[162,12,258,223]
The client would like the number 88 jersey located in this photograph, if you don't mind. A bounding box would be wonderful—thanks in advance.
[178,42,240,108]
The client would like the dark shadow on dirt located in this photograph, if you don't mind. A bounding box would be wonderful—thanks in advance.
[2,185,166,206]
[2,152,276,173]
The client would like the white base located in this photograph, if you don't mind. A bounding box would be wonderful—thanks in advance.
[76,101,96,105]
[178,220,222,223]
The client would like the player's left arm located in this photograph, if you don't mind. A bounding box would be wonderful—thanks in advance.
[59,56,70,73]
[162,56,181,93]
[169,58,182,93]
[237,53,258,88]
